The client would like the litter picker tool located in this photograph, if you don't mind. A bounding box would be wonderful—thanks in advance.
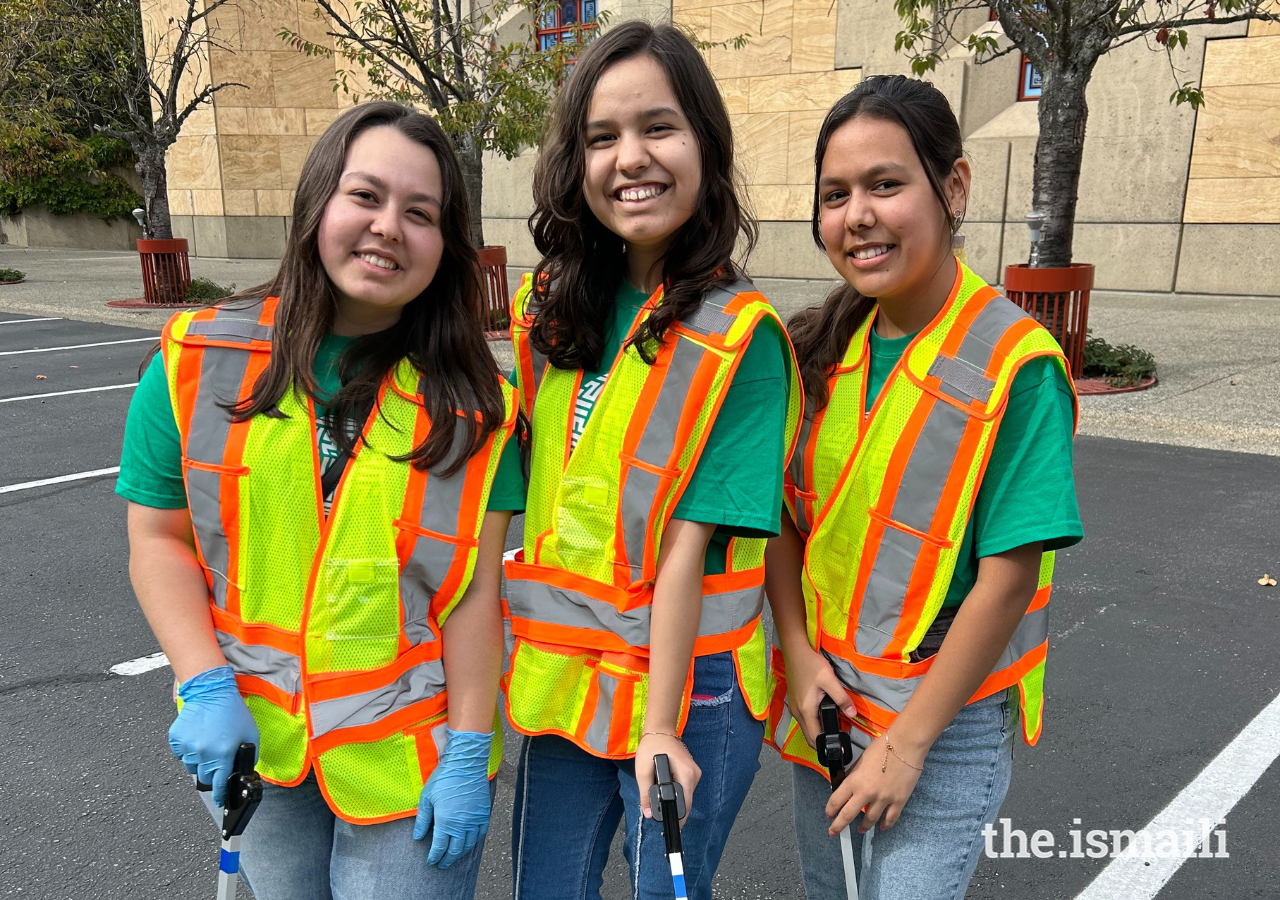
[648,753,689,900]
[194,742,263,900]
[817,696,859,900]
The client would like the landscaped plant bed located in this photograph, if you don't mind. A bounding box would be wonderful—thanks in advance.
[0,268,26,285]
[1075,375,1158,396]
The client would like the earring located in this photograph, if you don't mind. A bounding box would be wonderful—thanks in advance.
[953,209,963,220]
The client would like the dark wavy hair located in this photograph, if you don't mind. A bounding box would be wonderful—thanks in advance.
[527,21,755,370]
[222,101,505,475]
[789,75,965,411]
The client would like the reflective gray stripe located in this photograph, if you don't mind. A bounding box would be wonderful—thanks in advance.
[400,416,472,646]
[185,318,274,343]
[582,671,619,755]
[308,657,447,739]
[954,297,1029,372]
[887,399,970,534]
[619,337,705,573]
[830,603,1046,720]
[506,575,764,648]
[853,525,923,657]
[928,355,995,405]
[216,629,301,697]
[183,337,252,609]
[530,345,549,399]
[679,279,753,338]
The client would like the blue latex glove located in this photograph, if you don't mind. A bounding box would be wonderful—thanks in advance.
[167,666,259,807]
[413,728,494,868]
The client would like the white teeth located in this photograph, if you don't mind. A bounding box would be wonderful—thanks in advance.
[617,185,666,202]
[853,245,891,260]
[358,252,397,270]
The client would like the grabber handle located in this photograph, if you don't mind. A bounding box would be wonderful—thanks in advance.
[194,743,264,840]
[648,753,686,856]
[816,696,855,792]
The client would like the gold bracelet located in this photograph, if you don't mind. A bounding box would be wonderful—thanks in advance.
[642,729,684,742]
[881,738,924,773]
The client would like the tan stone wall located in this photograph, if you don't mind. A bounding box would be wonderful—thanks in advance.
[674,0,860,225]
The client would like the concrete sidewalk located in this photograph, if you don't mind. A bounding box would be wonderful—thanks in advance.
[4,245,1277,456]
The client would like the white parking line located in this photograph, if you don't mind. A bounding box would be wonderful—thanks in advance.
[1074,688,1280,899]
[0,336,156,356]
[0,382,137,404]
[109,652,170,676]
[0,466,120,495]
[0,317,62,325]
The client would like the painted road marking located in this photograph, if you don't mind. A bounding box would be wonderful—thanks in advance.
[0,317,62,325]
[0,336,155,356]
[1074,687,1280,899]
[0,466,120,495]
[0,382,137,404]
[109,652,170,676]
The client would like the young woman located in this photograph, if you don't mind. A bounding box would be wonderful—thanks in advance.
[117,102,522,899]
[765,75,1083,899]
[502,22,801,900]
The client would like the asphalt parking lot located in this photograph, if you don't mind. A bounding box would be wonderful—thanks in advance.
[1,309,1278,900]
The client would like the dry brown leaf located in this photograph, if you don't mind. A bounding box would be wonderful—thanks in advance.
[1259,574,1277,586]
[35,374,47,380]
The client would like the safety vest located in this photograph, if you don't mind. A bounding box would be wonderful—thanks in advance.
[503,274,802,758]
[767,262,1077,775]
[162,299,516,823]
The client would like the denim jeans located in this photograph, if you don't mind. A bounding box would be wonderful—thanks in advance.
[198,772,491,900]
[791,689,1017,900]
[510,651,764,900]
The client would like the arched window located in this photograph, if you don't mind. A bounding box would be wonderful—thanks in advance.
[538,0,598,51]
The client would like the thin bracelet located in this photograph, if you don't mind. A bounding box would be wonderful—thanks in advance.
[642,729,684,742]
[882,738,924,773]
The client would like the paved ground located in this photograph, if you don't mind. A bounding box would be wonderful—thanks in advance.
[2,306,1280,899]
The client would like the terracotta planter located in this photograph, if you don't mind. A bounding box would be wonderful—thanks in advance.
[1004,263,1094,379]
[477,245,510,339]
[107,238,194,309]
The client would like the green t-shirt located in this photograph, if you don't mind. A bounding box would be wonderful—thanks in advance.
[116,334,526,512]
[865,327,1083,607]
[512,281,792,575]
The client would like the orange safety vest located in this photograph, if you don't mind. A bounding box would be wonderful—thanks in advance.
[163,298,516,822]
[503,274,802,758]
[767,262,1077,774]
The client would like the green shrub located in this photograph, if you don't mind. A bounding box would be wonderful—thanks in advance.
[0,267,25,282]
[186,277,235,302]
[1083,331,1156,387]
[0,131,142,222]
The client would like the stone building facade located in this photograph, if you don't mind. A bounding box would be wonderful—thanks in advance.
[147,0,1280,294]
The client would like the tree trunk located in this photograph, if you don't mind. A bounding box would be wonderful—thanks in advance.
[457,134,485,248]
[1030,66,1092,269]
[136,143,173,241]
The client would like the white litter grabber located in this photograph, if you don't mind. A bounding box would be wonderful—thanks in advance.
[648,753,689,900]
[818,696,859,900]
[194,742,263,900]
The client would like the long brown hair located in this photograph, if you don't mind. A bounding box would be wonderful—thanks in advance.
[221,102,504,475]
[527,21,755,370]
[789,75,965,412]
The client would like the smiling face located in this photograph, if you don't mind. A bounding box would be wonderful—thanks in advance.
[581,54,702,284]
[817,115,969,314]
[316,125,445,336]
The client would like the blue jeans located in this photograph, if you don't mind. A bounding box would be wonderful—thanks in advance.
[791,689,1017,900]
[198,772,490,900]
[510,651,763,900]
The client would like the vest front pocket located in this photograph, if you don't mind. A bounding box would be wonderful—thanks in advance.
[308,557,402,673]
[180,457,249,610]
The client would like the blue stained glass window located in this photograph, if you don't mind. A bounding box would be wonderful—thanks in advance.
[561,0,577,25]
[1020,56,1042,100]
[583,0,596,21]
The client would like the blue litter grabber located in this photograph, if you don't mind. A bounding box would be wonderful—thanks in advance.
[648,753,689,900]
[194,742,263,900]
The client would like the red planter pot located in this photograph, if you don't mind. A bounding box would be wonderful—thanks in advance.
[107,238,194,309]
[477,245,510,339]
[1003,263,1094,379]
